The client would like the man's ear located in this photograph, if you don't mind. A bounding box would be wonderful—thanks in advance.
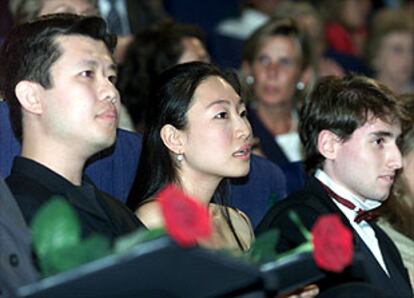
[317,129,341,160]
[14,81,43,114]
[160,124,185,154]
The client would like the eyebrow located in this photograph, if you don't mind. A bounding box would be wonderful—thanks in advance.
[77,59,117,72]
[369,130,400,139]
[206,98,245,108]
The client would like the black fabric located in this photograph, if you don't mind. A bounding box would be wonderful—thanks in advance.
[6,157,144,242]
[256,176,413,297]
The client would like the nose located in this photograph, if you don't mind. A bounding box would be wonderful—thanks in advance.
[265,62,280,77]
[388,143,403,170]
[99,78,118,104]
[236,115,252,142]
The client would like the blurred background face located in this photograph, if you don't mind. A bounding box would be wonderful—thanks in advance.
[39,0,98,16]
[177,37,210,64]
[340,0,372,29]
[375,32,414,85]
[250,35,302,107]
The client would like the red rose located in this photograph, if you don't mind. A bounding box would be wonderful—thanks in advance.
[158,184,212,247]
[311,214,353,273]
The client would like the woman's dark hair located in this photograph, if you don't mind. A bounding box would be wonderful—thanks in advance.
[128,62,248,250]
[117,21,206,131]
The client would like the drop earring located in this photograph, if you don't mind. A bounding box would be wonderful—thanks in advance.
[176,153,184,162]
[246,75,255,85]
[296,81,305,91]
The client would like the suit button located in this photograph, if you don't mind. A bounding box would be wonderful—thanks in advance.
[9,254,19,267]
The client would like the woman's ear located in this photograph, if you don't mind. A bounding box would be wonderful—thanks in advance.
[243,60,253,75]
[317,129,341,160]
[160,124,184,154]
[15,81,43,114]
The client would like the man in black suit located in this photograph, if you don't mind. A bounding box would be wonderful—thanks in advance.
[256,75,413,297]
[1,14,143,242]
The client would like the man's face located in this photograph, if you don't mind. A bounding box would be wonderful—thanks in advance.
[39,35,119,155]
[39,0,98,16]
[327,117,402,202]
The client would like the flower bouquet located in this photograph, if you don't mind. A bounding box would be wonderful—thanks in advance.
[27,184,354,297]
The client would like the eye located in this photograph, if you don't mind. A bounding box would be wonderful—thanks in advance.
[214,112,228,119]
[375,137,385,146]
[108,75,117,84]
[256,55,270,66]
[80,70,94,78]
[279,57,295,67]
[240,109,248,118]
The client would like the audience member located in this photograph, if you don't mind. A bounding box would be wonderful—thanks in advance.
[315,0,372,74]
[1,0,140,201]
[131,62,254,252]
[119,21,287,227]
[0,178,38,298]
[242,17,312,192]
[378,93,414,288]
[9,0,99,24]
[366,8,414,94]
[97,0,170,63]
[256,75,413,296]
[1,14,143,240]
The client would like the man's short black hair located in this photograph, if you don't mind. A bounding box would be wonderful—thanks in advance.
[0,13,116,140]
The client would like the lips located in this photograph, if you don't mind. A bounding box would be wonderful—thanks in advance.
[378,174,395,185]
[96,108,118,121]
[232,144,251,160]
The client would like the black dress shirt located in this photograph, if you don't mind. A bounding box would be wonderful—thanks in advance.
[6,157,144,242]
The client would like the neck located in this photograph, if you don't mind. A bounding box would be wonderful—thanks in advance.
[256,102,293,135]
[21,137,90,186]
[178,170,222,206]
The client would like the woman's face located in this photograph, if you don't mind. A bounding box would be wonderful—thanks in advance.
[178,76,252,181]
[375,32,413,87]
[250,35,302,107]
[402,149,414,202]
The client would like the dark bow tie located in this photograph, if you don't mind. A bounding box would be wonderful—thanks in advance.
[321,184,378,223]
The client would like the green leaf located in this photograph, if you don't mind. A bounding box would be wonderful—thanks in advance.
[246,229,279,264]
[41,235,111,277]
[114,227,166,254]
[31,197,81,258]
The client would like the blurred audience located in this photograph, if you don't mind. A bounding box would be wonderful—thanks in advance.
[273,1,345,79]
[117,22,209,132]
[97,0,170,63]
[366,8,414,94]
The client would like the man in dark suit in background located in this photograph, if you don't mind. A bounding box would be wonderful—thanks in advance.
[1,14,143,241]
[256,75,413,297]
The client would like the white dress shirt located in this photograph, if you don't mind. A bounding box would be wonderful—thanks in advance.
[315,169,389,275]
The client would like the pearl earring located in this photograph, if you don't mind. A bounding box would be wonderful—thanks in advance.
[246,75,255,85]
[296,81,305,90]
[176,154,184,162]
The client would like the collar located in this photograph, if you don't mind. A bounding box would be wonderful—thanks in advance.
[315,169,381,212]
